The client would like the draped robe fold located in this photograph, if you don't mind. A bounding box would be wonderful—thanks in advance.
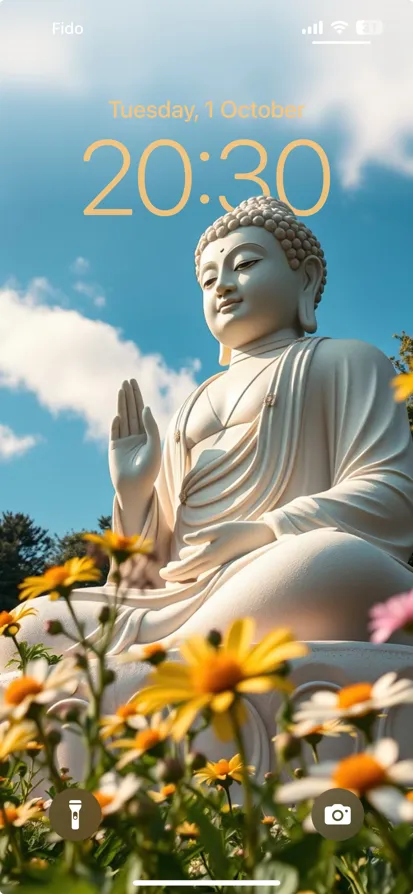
[4,336,413,659]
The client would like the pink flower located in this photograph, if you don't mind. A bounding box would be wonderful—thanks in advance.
[369,590,413,644]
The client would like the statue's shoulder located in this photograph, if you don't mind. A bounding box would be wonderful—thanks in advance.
[312,337,392,375]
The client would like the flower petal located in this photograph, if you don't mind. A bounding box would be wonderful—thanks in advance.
[222,618,255,659]
[276,777,332,803]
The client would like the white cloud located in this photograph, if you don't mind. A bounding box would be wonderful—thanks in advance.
[2,0,413,185]
[0,425,40,461]
[71,257,90,276]
[0,280,200,442]
[73,281,106,308]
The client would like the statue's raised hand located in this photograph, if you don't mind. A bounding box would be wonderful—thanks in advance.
[109,379,161,510]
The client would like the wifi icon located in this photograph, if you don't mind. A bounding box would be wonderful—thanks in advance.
[331,20,349,34]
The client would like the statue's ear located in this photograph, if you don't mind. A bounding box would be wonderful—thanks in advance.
[219,344,232,366]
[298,255,323,334]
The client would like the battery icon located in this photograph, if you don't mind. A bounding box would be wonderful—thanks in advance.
[356,20,384,35]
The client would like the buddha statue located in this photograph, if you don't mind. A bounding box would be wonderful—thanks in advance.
[2,195,413,771]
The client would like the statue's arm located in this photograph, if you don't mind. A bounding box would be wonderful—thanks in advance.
[261,340,413,563]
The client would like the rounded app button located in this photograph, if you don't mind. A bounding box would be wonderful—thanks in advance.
[311,788,365,841]
[49,789,102,841]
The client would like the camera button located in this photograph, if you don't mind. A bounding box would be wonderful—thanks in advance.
[311,788,365,841]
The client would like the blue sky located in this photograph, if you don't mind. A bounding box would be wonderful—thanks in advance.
[0,0,412,536]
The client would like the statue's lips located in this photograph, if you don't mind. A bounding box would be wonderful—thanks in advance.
[219,299,243,313]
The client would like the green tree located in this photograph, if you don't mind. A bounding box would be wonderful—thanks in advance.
[390,332,413,566]
[390,330,413,435]
[0,512,54,611]
[50,514,111,586]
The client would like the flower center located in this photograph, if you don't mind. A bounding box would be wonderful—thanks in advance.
[333,754,386,794]
[0,612,14,627]
[116,704,138,719]
[406,791,413,803]
[143,643,165,658]
[337,683,373,709]
[45,567,69,588]
[193,654,244,694]
[161,784,176,797]
[0,806,18,827]
[215,759,231,776]
[94,792,113,809]
[5,677,43,705]
[135,729,162,751]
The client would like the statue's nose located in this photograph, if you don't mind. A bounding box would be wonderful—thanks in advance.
[215,279,236,296]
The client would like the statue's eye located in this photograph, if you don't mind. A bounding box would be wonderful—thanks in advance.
[203,276,217,289]
[235,259,260,272]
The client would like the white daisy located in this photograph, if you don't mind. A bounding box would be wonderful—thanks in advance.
[93,772,141,816]
[293,673,413,724]
[287,718,356,739]
[276,738,413,824]
[0,657,79,720]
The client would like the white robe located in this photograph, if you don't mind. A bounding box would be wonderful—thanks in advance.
[4,336,413,659]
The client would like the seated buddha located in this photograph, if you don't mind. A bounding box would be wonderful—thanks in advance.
[2,195,413,666]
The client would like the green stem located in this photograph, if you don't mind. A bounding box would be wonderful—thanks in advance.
[310,743,319,764]
[11,635,27,673]
[370,809,413,888]
[35,716,64,792]
[230,705,256,875]
[338,856,366,894]
[226,785,233,814]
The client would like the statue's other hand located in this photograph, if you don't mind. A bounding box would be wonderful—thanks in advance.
[159,520,275,583]
[109,379,161,504]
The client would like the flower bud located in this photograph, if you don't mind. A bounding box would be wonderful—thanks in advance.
[44,620,64,636]
[207,629,222,648]
[293,767,304,779]
[155,757,185,784]
[98,606,111,625]
[186,751,207,773]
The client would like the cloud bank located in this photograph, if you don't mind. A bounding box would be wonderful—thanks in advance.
[0,281,200,442]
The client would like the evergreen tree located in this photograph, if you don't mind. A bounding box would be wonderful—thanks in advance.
[0,512,54,611]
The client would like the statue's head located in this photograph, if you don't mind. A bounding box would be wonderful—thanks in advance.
[195,196,327,365]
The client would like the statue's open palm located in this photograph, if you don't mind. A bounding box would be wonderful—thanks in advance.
[109,379,161,506]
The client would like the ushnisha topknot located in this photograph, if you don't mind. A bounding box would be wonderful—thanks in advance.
[195,195,327,305]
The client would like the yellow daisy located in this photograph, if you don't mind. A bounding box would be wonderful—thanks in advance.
[134,618,308,741]
[391,363,413,402]
[100,701,143,740]
[84,530,153,565]
[176,821,199,839]
[112,712,170,769]
[194,753,254,786]
[0,720,40,760]
[149,783,176,803]
[18,557,101,601]
[0,604,37,636]
[0,799,45,828]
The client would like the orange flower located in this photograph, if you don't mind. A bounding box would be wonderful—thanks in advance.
[194,753,254,786]
[84,530,153,565]
[0,603,37,636]
[19,557,101,601]
[111,713,170,769]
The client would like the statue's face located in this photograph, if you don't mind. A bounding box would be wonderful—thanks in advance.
[199,226,305,349]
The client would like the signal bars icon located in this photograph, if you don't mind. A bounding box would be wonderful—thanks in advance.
[302,21,323,35]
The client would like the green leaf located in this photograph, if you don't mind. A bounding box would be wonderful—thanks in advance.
[254,860,299,894]
[186,799,228,879]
